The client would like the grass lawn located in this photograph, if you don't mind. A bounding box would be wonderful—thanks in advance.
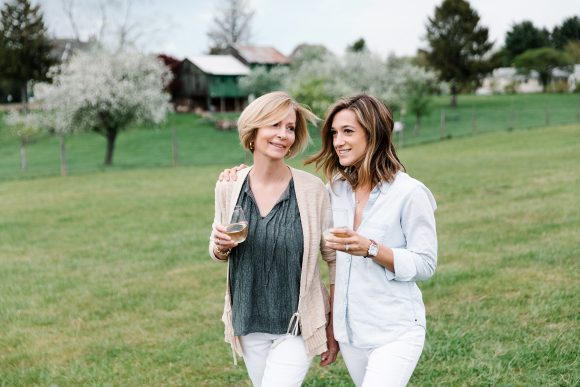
[0,121,578,385]
[0,93,578,181]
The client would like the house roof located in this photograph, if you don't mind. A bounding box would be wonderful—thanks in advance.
[234,45,290,65]
[188,55,250,75]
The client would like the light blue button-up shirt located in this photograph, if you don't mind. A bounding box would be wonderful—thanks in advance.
[329,172,438,348]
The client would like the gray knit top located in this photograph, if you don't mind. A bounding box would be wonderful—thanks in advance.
[229,176,304,336]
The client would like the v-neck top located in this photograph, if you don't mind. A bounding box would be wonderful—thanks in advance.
[228,176,304,336]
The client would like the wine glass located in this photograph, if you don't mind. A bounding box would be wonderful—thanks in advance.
[224,206,248,243]
[324,208,350,239]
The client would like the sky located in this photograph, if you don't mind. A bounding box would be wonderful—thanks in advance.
[31,0,580,59]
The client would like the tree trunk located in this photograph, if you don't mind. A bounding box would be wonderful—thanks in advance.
[440,110,446,139]
[450,83,457,108]
[414,114,421,135]
[20,140,27,171]
[59,134,68,176]
[172,126,179,167]
[538,71,550,92]
[104,129,118,165]
[20,82,29,113]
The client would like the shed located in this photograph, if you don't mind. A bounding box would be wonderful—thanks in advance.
[180,55,250,112]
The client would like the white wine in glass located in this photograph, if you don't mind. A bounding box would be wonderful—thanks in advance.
[224,206,248,243]
[324,208,350,239]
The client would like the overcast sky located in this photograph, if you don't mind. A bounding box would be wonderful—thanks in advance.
[31,0,579,59]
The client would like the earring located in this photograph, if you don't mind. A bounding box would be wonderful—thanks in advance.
[249,141,254,152]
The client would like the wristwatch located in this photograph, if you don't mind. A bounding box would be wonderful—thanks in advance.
[366,239,379,258]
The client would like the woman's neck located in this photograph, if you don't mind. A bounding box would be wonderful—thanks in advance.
[250,156,290,183]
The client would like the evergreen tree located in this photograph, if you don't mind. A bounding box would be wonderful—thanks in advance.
[347,38,367,53]
[0,0,56,109]
[505,21,551,63]
[425,0,493,106]
[552,16,580,50]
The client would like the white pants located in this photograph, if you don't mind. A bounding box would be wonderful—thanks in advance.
[240,333,312,387]
[339,326,425,387]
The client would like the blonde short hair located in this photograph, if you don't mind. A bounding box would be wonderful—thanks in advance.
[238,91,317,158]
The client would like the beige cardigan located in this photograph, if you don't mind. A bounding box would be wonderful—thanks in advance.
[209,166,336,359]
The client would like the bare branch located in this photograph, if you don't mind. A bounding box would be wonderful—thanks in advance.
[61,0,80,41]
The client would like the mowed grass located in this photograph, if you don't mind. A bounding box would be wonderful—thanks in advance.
[0,123,579,385]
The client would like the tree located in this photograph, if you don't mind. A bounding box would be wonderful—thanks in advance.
[284,51,439,120]
[504,21,551,63]
[514,47,573,90]
[62,0,167,53]
[397,64,438,134]
[425,0,493,107]
[239,66,289,98]
[284,57,351,117]
[552,16,580,49]
[207,0,254,52]
[347,38,367,53]
[3,110,43,170]
[564,40,580,63]
[289,44,334,70]
[36,50,172,165]
[0,0,57,110]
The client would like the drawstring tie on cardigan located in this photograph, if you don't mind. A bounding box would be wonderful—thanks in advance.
[271,312,301,350]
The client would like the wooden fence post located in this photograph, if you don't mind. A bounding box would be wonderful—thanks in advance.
[510,106,515,129]
[59,134,68,176]
[172,126,179,167]
[440,109,446,139]
[471,106,477,135]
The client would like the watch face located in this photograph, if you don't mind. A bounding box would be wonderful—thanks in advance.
[369,243,379,256]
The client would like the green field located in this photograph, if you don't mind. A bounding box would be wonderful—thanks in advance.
[1,115,578,385]
[0,93,578,181]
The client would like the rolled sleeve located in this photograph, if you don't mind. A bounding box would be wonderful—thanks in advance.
[390,186,437,282]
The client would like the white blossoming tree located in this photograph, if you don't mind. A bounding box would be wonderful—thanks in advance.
[284,54,351,117]
[284,51,437,123]
[385,56,439,134]
[239,66,289,99]
[36,50,172,165]
[3,110,44,170]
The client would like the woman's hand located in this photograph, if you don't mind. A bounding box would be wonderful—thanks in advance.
[320,330,339,366]
[324,228,371,257]
[320,284,339,366]
[211,224,238,257]
[218,164,248,182]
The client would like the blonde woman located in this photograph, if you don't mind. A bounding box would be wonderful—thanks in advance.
[209,92,338,386]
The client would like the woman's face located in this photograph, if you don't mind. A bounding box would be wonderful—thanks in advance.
[331,109,368,167]
[253,106,296,161]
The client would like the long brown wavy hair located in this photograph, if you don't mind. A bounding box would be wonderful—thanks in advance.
[305,94,405,190]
